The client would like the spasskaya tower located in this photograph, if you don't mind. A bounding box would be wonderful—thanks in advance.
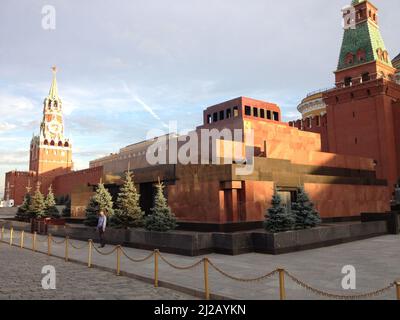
[29,67,73,177]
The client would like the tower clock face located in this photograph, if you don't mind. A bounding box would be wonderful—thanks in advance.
[47,120,62,135]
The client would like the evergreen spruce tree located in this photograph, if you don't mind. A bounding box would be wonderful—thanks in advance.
[15,193,32,221]
[110,172,144,228]
[264,189,295,233]
[84,183,114,226]
[62,198,71,217]
[144,180,177,232]
[44,185,60,218]
[291,187,321,229]
[29,187,47,218]
[84,197,100,226]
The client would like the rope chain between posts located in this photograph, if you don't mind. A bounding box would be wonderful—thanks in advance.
[69,240,89,250]
[36,234,49,243]
[92,245,118,256]
[51,237,66,245]
[120,247,154,262]
[284,270,396,300]
[158,253,204,270]
[208,260,280,282]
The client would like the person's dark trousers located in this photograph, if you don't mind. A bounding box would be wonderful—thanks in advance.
[98,229,105,247]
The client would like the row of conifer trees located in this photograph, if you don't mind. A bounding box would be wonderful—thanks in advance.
[84,172,177,232]
[15,185,66,220]
[15,175,320,234]
[264,188,321,232]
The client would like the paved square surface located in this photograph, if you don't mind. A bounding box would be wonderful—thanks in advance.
[1,229,399,300]
[0,244,194,300]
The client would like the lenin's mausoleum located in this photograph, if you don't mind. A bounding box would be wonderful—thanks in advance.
[4,0,400,229]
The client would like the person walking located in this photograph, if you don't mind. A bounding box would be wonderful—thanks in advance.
[97,210,107,248]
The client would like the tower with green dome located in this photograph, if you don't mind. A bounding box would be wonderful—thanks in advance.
[335,0,396,87]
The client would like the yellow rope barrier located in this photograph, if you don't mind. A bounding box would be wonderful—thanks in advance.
[158,252,204,270]
[92,245,118,255]
[284,270,396,300]
[69,240,89,250]
[51,237,66,245]
[208,260,279,282]
[36,234,49,243]
[0,226,398,300]
[120,247,154,263]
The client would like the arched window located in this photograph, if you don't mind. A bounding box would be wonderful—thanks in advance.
[344,77,353,87]
[361,72,370,82]
[345,53,354,65]
[64,142,69,147]
[50,140,55,146]
[44,139,49,145]
[58,141,63,147]
[357,49,366,62]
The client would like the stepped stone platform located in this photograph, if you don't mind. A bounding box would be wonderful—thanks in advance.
[1,217,394,256]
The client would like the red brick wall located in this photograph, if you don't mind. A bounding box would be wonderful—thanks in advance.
[53,166,103,197]
[324,79,400,188]
[4,171,36,205]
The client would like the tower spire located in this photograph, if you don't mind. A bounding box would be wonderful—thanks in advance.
[48,66,59,100]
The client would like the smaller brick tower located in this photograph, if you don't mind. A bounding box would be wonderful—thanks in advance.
[324,0,400,189]
[29,67,73,187]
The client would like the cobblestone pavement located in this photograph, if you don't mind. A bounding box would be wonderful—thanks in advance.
[1,229,399,300]
[0,244,194,300]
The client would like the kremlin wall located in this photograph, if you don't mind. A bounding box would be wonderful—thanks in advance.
[3,0,400,227]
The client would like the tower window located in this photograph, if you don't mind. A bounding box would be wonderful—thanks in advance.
[50,140,55,146]
[206,114,211,124]
[273,112,279,121]
[253,107,258,117]
[267,110,272,120]
[233,106,239,117]
[244,106,251,116]
[344,77,352,87]
[260,109,265,118]
[58,141,63,147]
[361,72,370,82]
[226,109,232,119]
[345,53,354,65]
[213,112,218,122]
[219,110,225,121]
[44,140,49,145]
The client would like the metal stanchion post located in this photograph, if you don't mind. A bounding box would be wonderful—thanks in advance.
[154,249,159,287]
[204,258,210,300]
[116,245,121,276]
[9,228,13,246]
[65,237,69,262]
[88,239,93,268]
[20,230,24,248]
[47,234,52,256]
[278,269,286,300]
[33,232,37,251]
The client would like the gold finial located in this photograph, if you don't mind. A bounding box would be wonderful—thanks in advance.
[51,66,57,74]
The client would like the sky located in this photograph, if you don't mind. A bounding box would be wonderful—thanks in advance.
[0,0,399,198]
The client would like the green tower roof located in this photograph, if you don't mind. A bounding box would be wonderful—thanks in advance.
[351,0,366,5]
[337,20,393,71]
